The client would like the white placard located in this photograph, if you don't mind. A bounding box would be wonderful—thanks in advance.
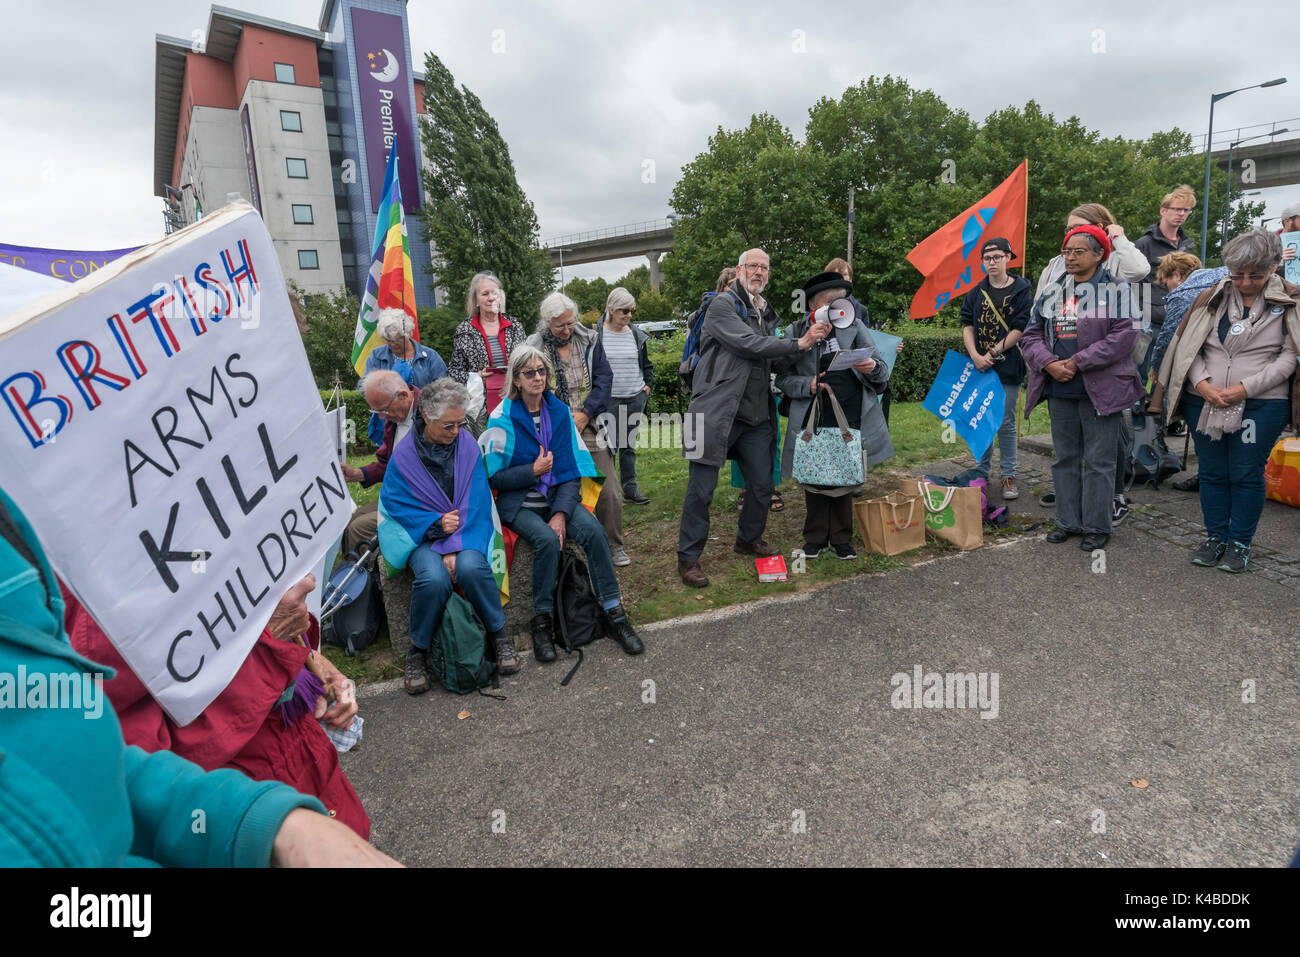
[0,203,353,725]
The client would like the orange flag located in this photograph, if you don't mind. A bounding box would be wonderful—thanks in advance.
[906,161,1028,319]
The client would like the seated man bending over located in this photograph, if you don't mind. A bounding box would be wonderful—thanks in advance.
[482,345,643,662]
[379,378,516,692]
[340,369,416,555]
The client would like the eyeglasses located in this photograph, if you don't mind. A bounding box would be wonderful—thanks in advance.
[982,254,1008,263]
[1163,206,1193,214]
[618,308,637,316]
[1228,273,1269,283]
[438,419,469,433]
[1062,247,1097,258]
[520,367,548,379]
[367,392,403,416]
[741,263,770,273]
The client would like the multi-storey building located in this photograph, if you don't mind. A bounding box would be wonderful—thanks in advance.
[153,0,438,306]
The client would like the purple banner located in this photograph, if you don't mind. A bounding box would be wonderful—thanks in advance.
[0,242,139,282]
[240,104,262,215]
[351,8,420,214]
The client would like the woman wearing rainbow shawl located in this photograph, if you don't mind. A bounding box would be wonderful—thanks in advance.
[378,379,518,691]
[481,345,644,663]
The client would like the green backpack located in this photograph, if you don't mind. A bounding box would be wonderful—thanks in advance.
[430,593,498,695]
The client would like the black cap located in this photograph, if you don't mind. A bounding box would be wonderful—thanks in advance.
[801,271,854,300]
[981,237,1017,259]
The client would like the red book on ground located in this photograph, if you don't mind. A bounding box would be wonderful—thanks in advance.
[755,555,788,582]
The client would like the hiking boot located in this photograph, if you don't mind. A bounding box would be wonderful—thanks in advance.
[1173,475,1200,492]
[799,543,825,560]
[1217,540,1250,574]
[603,605,645,655]
[678,560,709,588]
[404,646,430,696]
[494,634,522,675]
[1045,528,1077,544]
[1190,535,1226,567]
[531,613,556,663]
[735,537,780,557]
[625,489,651,505]
[612,548,632,567]
[1080,532,1109,551]
[1001,477,1019,500]
[1112,496,1130,525]
[832,542,858,560]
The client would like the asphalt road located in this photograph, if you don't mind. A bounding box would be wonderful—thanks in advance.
[343,513,1300,867]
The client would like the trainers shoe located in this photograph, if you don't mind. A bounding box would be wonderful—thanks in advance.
[1112,496,1130,525]
[799,543,825,559]
[831,542,858,560]
[1001,477,1019,500]
[612,548,632,567]
[1217,540,1250,574]
[1040,492,1056,507]
[1190,535,1226,567]
[494,635,522,675]
[404,646,430,695]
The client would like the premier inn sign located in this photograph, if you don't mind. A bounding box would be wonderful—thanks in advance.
[351,7,420,214]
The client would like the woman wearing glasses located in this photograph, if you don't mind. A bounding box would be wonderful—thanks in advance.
[1155,229,1300,573]
[1021,225,1145,551]
[482,346,644,663]
[379,378,519,690]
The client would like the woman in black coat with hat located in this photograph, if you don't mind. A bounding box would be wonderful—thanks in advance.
[775,272,893,559]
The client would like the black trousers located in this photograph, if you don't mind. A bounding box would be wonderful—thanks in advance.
[678,416,776,562]
[803,490,854,547]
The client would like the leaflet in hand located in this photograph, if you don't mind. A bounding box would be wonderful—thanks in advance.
[827,348,874,371]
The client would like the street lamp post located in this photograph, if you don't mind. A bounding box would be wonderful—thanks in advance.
[1200,77,1287,262]
[1223,128,1289,246]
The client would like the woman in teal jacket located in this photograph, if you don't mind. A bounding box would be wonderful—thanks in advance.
[0,487,398,867]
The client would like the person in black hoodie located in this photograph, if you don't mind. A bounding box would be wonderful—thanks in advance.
[960,238,1033,500]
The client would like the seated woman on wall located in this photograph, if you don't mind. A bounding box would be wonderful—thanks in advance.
[378,378,518,688]
[63,575,371,840]
[480,345,644,663]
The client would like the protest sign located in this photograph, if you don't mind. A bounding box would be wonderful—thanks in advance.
[865,329,903,376]
[1283,231,1300,285]
[0,203,352,725]
[921,350,1005,461]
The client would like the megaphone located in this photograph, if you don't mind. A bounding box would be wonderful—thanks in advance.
[812,298,855,329]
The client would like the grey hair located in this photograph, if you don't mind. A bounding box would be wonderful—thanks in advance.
[375,307,414,343]
[418,377,469,421]
[465,271,505,318]
[738,248,768,267]
[357,368,406,398]
[1066,234,1105,256]
[605,286,636,314]
[1222,229,1282,273]
[504,344,554,400]
[537,291,579,334]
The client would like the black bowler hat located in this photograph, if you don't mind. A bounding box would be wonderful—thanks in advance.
[981,237,1017,259]
[801,271,854,300]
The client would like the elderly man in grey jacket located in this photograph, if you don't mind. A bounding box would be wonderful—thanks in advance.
[676,248,829,587]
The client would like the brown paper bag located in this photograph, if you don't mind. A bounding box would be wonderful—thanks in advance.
[897,478,983,550]
[854,492,925,556]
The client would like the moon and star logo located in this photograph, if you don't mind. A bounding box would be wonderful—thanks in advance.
[366,49,400,83]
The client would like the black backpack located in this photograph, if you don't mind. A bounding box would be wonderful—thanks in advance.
[553,550,607,685]
[679,290,747,392]
[321,548,384,657]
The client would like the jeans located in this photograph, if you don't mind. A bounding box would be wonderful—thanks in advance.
[679,417,776,561]
[1048,396,1122,534]
[508,505,622,614]
[1183,395,1289,545]
[408,546,505,650]
[977,383,1020,480]
[609,391,649,495]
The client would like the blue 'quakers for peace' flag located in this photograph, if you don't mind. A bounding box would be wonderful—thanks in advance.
[479,393,603,512]
[377,426,509,602]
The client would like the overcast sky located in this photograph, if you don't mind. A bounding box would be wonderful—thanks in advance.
[0,0,1294,282]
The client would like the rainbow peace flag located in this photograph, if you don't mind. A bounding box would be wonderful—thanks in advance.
[481,394,603,513]
[351,136,419,375]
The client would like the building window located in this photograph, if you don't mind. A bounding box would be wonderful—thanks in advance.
[298,250,319,270]
[286,158,308,178]
[274,62,296,84]
[292,204,313,224]
[280,110,302,132]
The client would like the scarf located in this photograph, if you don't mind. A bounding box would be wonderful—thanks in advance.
[540,327,590,407]
[1197,284,1270,440]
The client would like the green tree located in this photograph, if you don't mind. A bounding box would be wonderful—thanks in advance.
[297,285,362,388]
[419,53,554,327]
[661,113,839,327]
